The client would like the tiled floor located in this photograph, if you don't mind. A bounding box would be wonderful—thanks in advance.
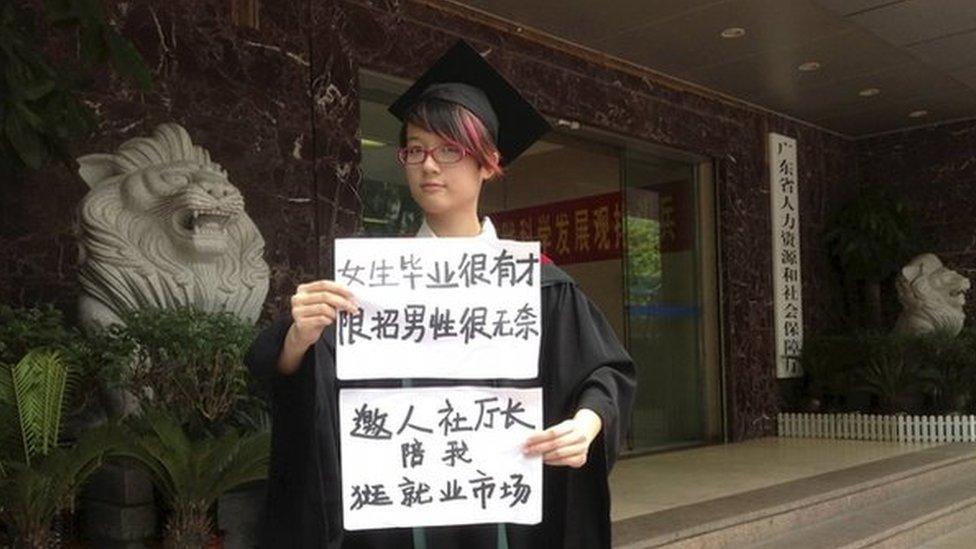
[609,436,937,521]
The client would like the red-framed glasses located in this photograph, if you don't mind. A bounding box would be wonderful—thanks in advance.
[397,144,470,165]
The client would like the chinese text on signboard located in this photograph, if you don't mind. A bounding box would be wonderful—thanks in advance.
[334,238,545,530]
[769,133,804,378]
[339,387,543,530]
[334,238,541,380]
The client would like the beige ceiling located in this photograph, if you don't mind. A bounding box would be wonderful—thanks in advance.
[452,0,976,137]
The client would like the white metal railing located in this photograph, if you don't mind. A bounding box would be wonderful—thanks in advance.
[777,412,976,443]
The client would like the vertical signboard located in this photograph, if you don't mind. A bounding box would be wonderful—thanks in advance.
[769,133,803,378]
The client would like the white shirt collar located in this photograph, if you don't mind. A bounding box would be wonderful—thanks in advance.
[415,216,498,240]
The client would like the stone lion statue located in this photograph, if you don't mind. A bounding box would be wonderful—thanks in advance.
[894,253,970,336]
[76,123,270,332]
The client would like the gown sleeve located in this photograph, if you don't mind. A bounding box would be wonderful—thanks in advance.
[244,318,337,547]
[245,320,411,548]
[245,315,321,406]
[244,316,293,384]
[542,277,637,472]
[525,275,636,549]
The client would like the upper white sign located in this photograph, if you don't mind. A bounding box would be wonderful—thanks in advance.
[333,237,542,380]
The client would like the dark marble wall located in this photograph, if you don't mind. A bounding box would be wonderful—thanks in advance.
[2,0,861,441]
[857,119,976,321]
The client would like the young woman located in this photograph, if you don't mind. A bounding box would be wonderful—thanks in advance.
[246,40,636,548]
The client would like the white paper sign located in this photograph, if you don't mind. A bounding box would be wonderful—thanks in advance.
[334,238,541,380]
[769,132,804,379]
[339,386,543,530]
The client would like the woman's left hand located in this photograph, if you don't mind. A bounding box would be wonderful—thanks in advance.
[523,408,603,468]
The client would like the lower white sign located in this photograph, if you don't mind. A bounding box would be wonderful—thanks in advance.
[339,386,543,530]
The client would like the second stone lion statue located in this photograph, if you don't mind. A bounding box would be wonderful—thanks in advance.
[894,253,970,336]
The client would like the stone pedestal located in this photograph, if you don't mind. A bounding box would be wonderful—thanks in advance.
[81,463,157,547]
[217,480,266,548]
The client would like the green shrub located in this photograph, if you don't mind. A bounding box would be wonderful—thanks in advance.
[914,328,976,412]
[0,305,75,368]
[850,332,924,413]
[799,328,976,415]
[116,308,262,437]
[0,305,133,422]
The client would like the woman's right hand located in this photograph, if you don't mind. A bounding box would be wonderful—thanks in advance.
[287,279,359,350]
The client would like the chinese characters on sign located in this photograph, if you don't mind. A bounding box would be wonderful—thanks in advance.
[333,238,541,380]
[335,238,545,529]
[490,192,623,264]
[769,133,804,378]
[340,387,543,530]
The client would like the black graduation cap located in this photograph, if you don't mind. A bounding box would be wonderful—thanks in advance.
[388,40,551,166]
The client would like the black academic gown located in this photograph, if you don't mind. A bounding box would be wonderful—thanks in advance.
[245,263,636,549]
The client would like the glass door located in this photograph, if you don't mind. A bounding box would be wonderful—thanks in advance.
[623,151,713,451]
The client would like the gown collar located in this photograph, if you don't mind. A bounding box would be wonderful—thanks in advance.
[415,216,498,240]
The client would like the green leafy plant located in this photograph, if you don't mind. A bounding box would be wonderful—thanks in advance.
[0,305,75,368]
[0,0,151,173]
[117,409,270,548]
[796,330,976,415]
[824,186,916,328]
[0,349,123,548]
[0,425,123,549]
[116,308,262,437]
[915,329,976,412]
[0,304,134,421]
[11,350,67,465]
[851,332,921,413]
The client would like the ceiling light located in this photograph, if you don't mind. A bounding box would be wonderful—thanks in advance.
[798,61,821,72]
[858,88,881,97]
[720,27,746,39]
[908,110,929,118]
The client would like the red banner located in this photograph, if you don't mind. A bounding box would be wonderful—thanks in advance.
[490,192,623,265]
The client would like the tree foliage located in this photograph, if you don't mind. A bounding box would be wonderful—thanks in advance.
[0,0,151,173]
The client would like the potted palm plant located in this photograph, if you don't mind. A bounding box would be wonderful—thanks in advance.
[107,308,270,547]
[116,409,270,548]
[850,332,924,414]
[0,349,123,548]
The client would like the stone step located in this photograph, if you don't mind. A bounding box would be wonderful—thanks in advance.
[750,461,976,548]
[917,520,976,548]
[612,443,976,548]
